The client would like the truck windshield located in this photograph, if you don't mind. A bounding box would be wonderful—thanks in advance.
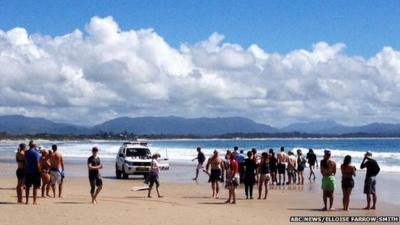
[125,148,150,157]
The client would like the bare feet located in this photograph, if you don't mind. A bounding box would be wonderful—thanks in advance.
[147,195,152,198]
[322,207,327,211]
[371,206,376,210]
[329,207,336,211]
[363,206,370,210]
[225,200,231,204]
[231,201,236,204]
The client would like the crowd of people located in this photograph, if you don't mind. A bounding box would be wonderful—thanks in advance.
[15,141,381,211]
[193,146,381,210]
[15,141,64,205]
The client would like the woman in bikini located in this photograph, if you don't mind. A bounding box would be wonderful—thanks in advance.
[40,149,52,197]
[341,155,356,211]
[16,143,26,203]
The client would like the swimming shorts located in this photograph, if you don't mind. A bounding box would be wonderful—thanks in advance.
[50,168,63,185]
[208,169,221,183]
[321,175,336,192]
[196,163,204,170]
[277,163,286,174]
[89,173,103,194]
[260,173,271,182]
[25,172,41,188]
[148,172,160,188]
[341,178,354,189]
[363,176,376,194]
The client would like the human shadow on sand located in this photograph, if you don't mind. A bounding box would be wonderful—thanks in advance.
[198,202,230,205]
[0,187,16,191]
[55,201,87,204]
[0,201,17,204]
[287,208,328,212]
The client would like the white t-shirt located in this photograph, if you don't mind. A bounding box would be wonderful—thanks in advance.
[151,159,159,174]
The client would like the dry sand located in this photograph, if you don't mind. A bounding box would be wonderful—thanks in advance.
[1,176,399,225]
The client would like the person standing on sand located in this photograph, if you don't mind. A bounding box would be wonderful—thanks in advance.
[49,144,65,198]
[269,149,278,185]
[244,151,256,199]
[192,147,206,181]
[148,153,162,198]
[296,149,306,185]
[277,146,288,185]
[88,147,103,204]
[287,151,297,185]
[205,150,225,199]
[306,149,318,181]
[236,150,246,183]
[24,141,41,205]
[40,149,51,197]
[16,143,26,203]
[320,150,336,211]
[225,153,239,204]
[257,152,271,199]
[360,151,380,210]
[341,155,356,211]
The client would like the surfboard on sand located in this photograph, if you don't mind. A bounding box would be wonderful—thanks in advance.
[132,186,150,191]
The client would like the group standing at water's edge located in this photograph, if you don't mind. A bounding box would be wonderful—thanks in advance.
[14,141,382,211]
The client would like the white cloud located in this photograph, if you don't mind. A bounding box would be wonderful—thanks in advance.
[0,16,399,126]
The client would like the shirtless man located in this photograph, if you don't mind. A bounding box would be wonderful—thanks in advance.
[205,150,225,198]
[277,146,288,185]
[49,144,65,198]
[287,151,297,185]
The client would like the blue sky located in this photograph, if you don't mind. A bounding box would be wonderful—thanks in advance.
[0,0,399,57]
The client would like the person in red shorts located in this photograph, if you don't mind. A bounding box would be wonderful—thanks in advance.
[225,152,239,204]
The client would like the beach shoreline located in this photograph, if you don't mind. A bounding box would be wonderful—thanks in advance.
[1,176,399,225]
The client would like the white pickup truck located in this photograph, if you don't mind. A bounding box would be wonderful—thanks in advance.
[115,142,169,179]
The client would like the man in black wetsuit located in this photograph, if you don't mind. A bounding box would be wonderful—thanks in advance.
[360,151,380,210]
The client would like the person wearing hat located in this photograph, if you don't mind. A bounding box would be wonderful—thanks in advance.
[87,146,103,204]
[148,153,162,198]
[320,150,337,211]
[360,151,380,210]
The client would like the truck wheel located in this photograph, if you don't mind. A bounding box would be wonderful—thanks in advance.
[116,165,122,179]
[122,169,129,179]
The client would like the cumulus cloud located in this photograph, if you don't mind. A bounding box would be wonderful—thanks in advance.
[0,16,399,126]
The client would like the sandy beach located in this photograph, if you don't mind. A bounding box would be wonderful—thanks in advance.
[1,160,399,225]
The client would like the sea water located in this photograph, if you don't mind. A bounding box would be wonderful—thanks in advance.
[1,138,400,173]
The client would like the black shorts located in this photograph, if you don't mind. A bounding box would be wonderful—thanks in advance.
[342,178,354,189]
[297,165,305,172]
[277,164,286,174]
[89,174,103,193]
[208,169,221,182]
[25,172,41,188]
[364,177,376,194]
[148,172,160,188]
[16,168,25,180]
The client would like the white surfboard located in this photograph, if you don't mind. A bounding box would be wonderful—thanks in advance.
[132,186,150,191]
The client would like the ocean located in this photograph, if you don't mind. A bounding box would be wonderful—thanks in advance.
[1,138,400,173]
